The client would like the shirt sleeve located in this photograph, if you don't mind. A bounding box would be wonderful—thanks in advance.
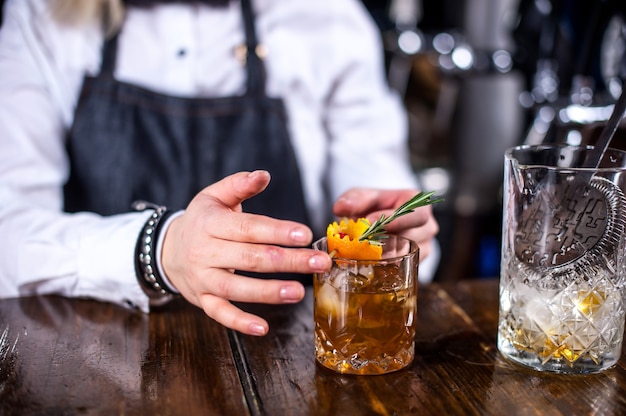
[0,0,152,312]
[323,0,419,199]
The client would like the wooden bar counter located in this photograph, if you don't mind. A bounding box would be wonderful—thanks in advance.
[2,279,626,415]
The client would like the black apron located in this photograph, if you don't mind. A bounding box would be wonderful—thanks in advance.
[64,0,311,283]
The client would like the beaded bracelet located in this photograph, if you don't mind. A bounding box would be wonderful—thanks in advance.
[132,200,178,299]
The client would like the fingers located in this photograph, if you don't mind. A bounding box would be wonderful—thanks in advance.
[199,170,272,209]
[203,239,331,273]
[206,210,314,247]
[333,188,417,220]
[407,214,440,242]
[333,188,434,230]
[382,203,433,233]
[195,273,307,336]
[417,239,432,261]
[398,215,439,261]
[193,171,313,247]
[195,271,306,304]
[332,188,382,218]
[199,295,270,336]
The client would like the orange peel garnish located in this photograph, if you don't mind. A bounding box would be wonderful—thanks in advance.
[326,218,383,260]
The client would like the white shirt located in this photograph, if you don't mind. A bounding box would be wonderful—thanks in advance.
[0,0,434,311]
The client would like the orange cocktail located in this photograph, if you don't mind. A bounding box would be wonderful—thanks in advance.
[312,235,419,375]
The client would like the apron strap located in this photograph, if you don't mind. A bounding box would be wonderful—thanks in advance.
[99,0,266,96]
[240,0,266,96]
[100,33,119,76]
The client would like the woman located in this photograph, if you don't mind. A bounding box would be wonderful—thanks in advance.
[0,0,439,335]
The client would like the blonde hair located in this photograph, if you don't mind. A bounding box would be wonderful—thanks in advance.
[51,0,125,37]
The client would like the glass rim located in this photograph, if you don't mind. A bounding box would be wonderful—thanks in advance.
[505,144,626,172]
[312,235,419,264]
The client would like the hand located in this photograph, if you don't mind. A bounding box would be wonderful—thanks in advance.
[160,170,332,336]
[332,188,439,261]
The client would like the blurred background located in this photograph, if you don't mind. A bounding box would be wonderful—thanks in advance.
[2,0,626,282]
[362,0,626,282]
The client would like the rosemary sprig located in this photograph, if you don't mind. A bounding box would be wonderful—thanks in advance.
[358,191,444,245]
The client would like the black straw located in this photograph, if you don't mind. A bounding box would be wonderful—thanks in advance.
[582,84,626,168]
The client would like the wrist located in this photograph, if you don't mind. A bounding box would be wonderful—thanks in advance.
[155,210,184,292]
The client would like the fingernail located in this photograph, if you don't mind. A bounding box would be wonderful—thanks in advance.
[248,170,269,179]
[335,196,353,207]
[308,254,330,271]
[249,322,268,336]
[280,285,304,302]
[290,228,309,244]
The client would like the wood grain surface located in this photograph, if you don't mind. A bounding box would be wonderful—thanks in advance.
[2,279,626,415]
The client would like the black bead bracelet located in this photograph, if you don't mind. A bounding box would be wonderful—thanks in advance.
[132,201,178,299]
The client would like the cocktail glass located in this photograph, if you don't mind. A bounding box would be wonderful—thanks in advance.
[312,235,419,375]
[498,144,626,374]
